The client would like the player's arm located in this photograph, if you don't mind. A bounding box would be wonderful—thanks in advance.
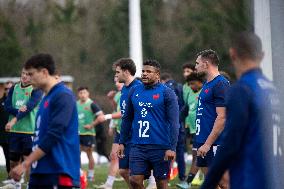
[164,88,180,151]
[119,88,135,145]
[201,85,250,189]
[38,92,76,153]
[4,86,18,116]
[198,81,229,156]
[204,106,226,147]
[88,102,104,128]
[16,89,43,120]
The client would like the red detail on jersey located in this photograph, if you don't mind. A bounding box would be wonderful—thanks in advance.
[84,107,90,110]
[205,89,209,94]
[153,94,160,100]
[44,101,49,108]
[25,92,29,96]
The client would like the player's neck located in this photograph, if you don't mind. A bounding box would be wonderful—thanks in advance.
[124,76,135,86]
[206,69,220,82]
[235,59,260,79]
[80,98,88,103]
[43,77,60,94]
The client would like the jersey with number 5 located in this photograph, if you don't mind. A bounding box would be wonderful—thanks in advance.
[195,75,229,145]
[125,83,179,150]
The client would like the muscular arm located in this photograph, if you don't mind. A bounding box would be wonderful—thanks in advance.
[204,107,226,146]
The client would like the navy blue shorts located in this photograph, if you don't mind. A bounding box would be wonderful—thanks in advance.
[129,145,171,180]
[193,142,219,167]
[9,133,33,155]
[113,131,120,144]
[80,135,95,147]
[119,143,131,169]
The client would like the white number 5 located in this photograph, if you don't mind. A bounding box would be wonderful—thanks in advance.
[138,120,150,138]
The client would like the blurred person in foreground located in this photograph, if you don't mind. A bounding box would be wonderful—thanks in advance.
[201,32,281,189]
[10,53,80,189]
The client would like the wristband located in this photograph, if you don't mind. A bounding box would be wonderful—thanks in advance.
[104,114,112,120]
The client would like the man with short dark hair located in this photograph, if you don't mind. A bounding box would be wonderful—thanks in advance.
[98,58,142,188]
[194,49,230,189]
[201,32,281,189]
[10,53,80,189]
[118,59,180,189]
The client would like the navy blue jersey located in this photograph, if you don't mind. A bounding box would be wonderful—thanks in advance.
[31,82,80,187]
[119,83,179,151]
[120,79,142,143]
[195,75,229,144]
[201,69,282,189]
[120,79,142,116]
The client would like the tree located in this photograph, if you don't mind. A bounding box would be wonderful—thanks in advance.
[0,14,22,76]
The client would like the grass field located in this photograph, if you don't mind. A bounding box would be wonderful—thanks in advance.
[0,164,200,189]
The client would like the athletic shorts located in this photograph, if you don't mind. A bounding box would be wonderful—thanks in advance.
[9,133,33,156]
[79,135,95,147]
[129,145,171,180]
[119,143,131,169]
[193,142,219,167]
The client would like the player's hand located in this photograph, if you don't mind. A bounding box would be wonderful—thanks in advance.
[107,90,116,99]
[185,124,189,128]
[19,105,27,112]
[197,143,211,158]
[109,143,119,160]
[5,118,17,131]
[117,144,125,159]
[164,150,176,161]
[96,115,106,123]
[10,162,27,181]
[83,124,93,129]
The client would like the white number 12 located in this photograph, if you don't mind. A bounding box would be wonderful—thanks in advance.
[138,120,150,138]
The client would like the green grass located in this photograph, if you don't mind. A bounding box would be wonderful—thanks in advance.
[0,164,200,189]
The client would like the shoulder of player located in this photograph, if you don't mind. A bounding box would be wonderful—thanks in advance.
[227,82,253,101]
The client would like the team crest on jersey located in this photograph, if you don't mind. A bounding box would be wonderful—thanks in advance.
[153,94,160,100]
[44,100,49,108]
[25,92,30,96]
[204,89,209,94]
[84,107,90,110]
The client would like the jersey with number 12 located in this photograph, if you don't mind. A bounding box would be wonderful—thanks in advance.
[127,83,179,148]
